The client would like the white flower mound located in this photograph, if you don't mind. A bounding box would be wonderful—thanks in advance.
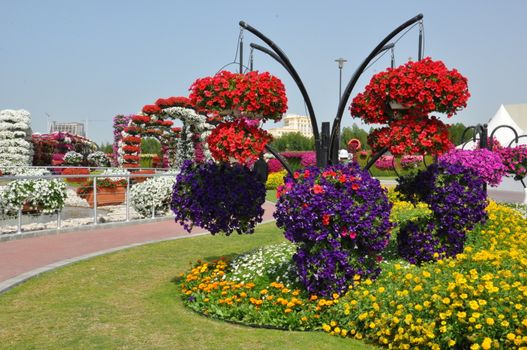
[0,168,67,214]
[99,167,129,181]
[0,109,33,167]
[130,175,176,217]
[87,151,110,167]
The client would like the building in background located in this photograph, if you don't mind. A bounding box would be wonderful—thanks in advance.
[267,114,313,138]
[49,121,86,137]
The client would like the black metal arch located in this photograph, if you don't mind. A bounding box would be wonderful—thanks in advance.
[328,14,424,164]
[239,21,323,166]
[490,125,519,149]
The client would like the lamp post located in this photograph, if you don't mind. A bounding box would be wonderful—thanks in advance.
[334,57,347,102]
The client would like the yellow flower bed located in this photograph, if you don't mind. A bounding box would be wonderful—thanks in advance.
[179,201,527,349]
[325,201,527,349]
[266,170,287,190]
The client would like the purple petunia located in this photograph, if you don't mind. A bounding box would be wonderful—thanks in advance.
[171,160,266,235]
[396,162,488,264]
[274,162,393,297]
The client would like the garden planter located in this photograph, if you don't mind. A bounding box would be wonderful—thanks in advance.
[84,186,126,207]
[131,170,155,184]
[22,202,44,214]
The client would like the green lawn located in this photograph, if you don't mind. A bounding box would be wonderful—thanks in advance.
[0,222,375,350]
[265,189,277,203]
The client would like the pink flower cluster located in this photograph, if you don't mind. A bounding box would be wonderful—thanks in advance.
[439,148,505,187]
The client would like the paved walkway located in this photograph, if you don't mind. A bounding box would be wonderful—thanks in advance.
[0,201,276,293]
[0,189,523,294]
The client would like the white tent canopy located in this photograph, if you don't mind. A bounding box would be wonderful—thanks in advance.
[461,103,527,149]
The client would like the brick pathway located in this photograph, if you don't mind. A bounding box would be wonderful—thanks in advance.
[0,201,276,292]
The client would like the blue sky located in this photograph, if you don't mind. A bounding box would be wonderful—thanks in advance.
[1,0,526,144]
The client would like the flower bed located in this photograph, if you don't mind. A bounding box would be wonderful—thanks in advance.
[130,174,176,217]
[179,200,527,349]
[0,168,67,214]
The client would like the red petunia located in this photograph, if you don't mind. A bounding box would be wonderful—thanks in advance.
[312,184,324,194]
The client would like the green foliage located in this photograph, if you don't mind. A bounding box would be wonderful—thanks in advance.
[141,138,162,156]
[97,142,113,154]
[340,124,370,150]
[448,122,474,146]
[270,132,314,152]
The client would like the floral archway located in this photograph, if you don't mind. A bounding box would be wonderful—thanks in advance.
[117,71,288,169]
[117,97,213,168]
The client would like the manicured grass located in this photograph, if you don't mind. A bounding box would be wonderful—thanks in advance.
[265,189,277,203]
[0,222,374,350]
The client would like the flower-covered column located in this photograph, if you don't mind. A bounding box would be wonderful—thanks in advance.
[0,109,33,168]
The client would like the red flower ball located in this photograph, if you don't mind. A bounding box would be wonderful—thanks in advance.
[207,119,273,165]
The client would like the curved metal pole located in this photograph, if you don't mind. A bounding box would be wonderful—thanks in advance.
[460,125,477,145]
[264,144,295,179]
[239,21,322,164]
[249,43,294,77]
[508,134,527,148]
[490,125,519,149]
[329,14,424,164]
[364,146,389,171]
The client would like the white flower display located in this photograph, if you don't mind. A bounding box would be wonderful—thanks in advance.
[228,242,299,287]
[87,151,110,167]
[99,167,129,181]
[129,175,176,217]
[162,107,214,168]
[63,151,84,165]
[0,168,67,214]
[0,109,33,167]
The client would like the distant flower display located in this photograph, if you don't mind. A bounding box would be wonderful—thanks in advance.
[499,145,527,180]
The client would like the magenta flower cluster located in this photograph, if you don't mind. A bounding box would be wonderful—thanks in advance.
[274,163,393,297]
[499,145,527,180]
[374,155,395,170]
[439,148,505,187]
[400,155,423,169]
[280,151,317,167]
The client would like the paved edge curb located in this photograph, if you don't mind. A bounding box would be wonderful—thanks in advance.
[0,216,175,243]
[0,201,277,242]
[0,219,277,296]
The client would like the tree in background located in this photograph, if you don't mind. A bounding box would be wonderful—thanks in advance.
[141,138,162,155]
[270,132,314,152]
[340,124,370,150]
[448,122,474,146]
[98,142,113,154]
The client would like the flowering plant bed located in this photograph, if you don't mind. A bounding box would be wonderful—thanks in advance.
[61,167,90,183]
[179,200,527,350]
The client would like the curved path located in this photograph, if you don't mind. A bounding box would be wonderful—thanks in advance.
[0,201,276,294]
